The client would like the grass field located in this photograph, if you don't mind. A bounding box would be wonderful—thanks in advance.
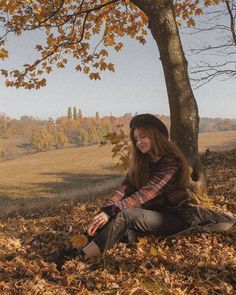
[0,130,235,205]
[198,130,236,152]
[0,145,120,200]
[0,134,31,161]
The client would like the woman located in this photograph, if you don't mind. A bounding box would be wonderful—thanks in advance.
[56,114,235,267]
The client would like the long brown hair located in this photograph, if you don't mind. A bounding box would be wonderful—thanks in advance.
[129,125,190,190]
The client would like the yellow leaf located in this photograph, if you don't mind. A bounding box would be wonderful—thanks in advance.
[56,61,65,68]
[114,42,123,52]
[83,66,90,74]
[34,6,42,15]
[0,222,5,228]
[176,20,182,27]
[45,66,52,73]
[157,246,164,254]
[9,238,21,250]
[67,274,75,286]
[0,49,8,60]
[137,237,148,247]
[187,18,195,27]
[150,246,158,256]
[70,234,88,249]
[85,31,91,40]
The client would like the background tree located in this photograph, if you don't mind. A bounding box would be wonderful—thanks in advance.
[79,128,89,145]
[73,106,78,120]
[55,131,69,148]
[67,107,72,120]
[95,111,100,122]
[78,109,83,120]
[30,128,53,151]
[0,0,223,192]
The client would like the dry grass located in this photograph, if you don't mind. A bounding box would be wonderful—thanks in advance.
[0,130,235,214]
[199,130,236,152]
[0,145,118,200]
[0,134,31,161]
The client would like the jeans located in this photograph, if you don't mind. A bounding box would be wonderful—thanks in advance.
[92,208,189,252]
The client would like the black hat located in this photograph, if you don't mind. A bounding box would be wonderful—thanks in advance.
[129,113,169,138]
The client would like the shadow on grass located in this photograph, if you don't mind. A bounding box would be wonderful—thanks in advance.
[0,172,123,218]
[203,142,236,152]
[37,172,120,195]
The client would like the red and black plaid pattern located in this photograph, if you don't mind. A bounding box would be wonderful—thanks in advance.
[102,155,190,216]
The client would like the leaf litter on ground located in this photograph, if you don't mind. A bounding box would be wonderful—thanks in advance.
[0,149,235,294]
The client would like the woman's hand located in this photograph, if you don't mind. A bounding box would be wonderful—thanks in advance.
[87,212,109,237]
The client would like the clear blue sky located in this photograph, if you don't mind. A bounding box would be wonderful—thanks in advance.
[0,24,235,120]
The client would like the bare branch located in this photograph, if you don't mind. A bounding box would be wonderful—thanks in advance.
[186,0,236,87]
[225,0,236,45]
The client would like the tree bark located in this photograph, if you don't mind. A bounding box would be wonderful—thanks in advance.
[132,0,206,193]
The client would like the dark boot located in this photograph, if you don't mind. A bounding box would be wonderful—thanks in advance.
[55,246,82,270]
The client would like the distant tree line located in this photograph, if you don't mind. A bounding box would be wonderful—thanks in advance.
[57,107,113,146]
[0,111,236,152]
[199,118,236,133]
[0,114,44,138]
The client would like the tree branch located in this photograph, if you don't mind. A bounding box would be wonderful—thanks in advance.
[225,0,236,45]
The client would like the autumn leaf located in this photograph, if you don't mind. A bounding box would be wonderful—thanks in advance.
[107,63,115,72]
[100,49,108,57]
[56,61,65,68]
[75,65,82,71]
[114,42,123,52]
[83,66,90,74]
[187,18,195,27]
[0,69,8,77]
[89,72,101,80]
[195,8,203,16]
[0,0,217,89]
[137,237,148,247]
[70,234,88,249]
[85,31,91,40]
[0,49,8,60]
[100,62,107,71]
[35,45,43,51]
[150,245,165,257]
[150,246,159,256]
[0,148,235,294]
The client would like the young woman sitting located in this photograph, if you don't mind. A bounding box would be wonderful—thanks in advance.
[56,113,235,269]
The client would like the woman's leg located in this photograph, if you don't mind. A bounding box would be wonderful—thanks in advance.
[182,203,236,228]
[91,208,189,252]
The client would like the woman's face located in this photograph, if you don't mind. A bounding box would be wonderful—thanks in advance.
[133,128,152,155]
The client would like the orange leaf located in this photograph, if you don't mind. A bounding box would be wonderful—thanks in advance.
[100,49,108,57]
[0,49,8,60]
[195,8,203,16]
[107,63,115,72]
[187,18,195,27]
[70,234,88,249]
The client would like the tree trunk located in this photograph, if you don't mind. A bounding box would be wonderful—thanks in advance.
[132,0,206,193]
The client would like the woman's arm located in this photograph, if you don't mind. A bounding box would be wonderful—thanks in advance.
[99,175,131,217]
[86,176,131,235]
[103,174,130,206]
[113,157,180,211]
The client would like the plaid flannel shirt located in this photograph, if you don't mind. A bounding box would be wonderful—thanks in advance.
[101,155,190,217]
